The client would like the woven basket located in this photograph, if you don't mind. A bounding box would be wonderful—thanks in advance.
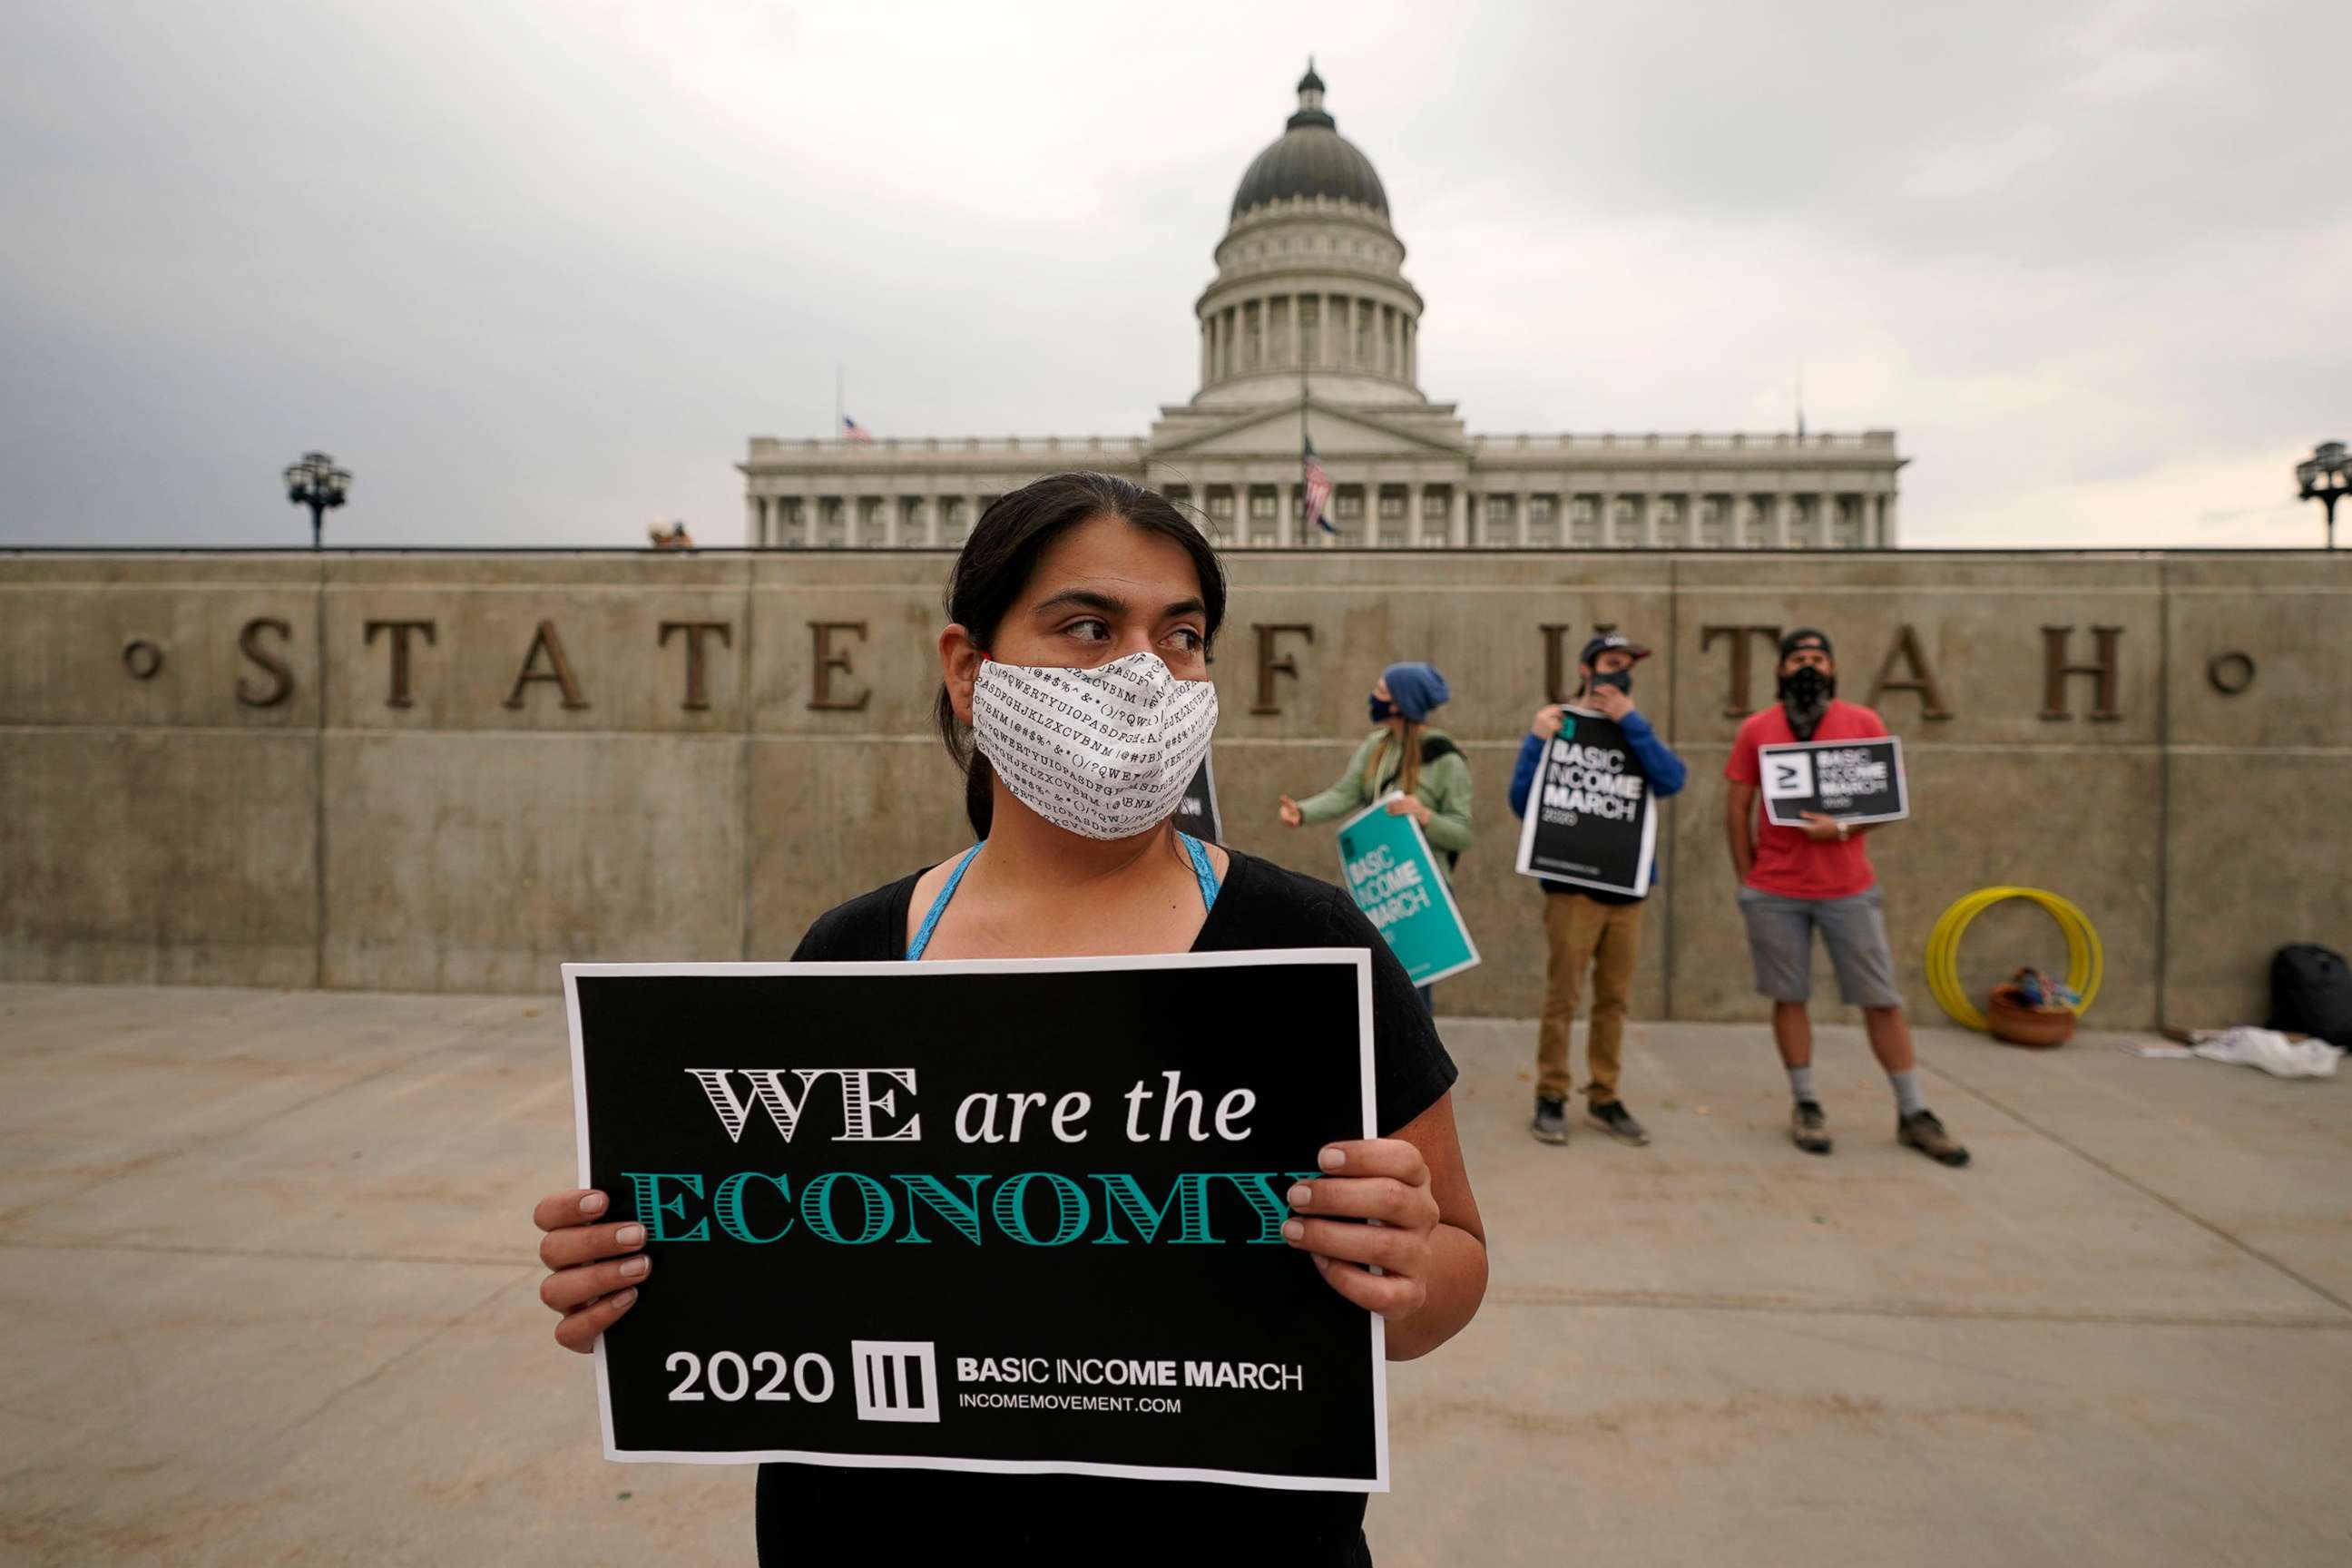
[1987,984,2076,1047]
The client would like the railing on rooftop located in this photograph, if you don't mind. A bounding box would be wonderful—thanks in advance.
[744,431,1896,463]
[747,436,1149,461]
[1469,432,1896,455]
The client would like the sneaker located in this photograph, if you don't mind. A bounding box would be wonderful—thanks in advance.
[1587,1099,1651,1146]
[1791,1099,1833,1155]
[1898,1108,1971,1166]
[1531,1095,1569,1145]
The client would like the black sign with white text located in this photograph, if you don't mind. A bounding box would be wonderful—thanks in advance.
[1511,710,1657,898]
[564,952,1385,1492]
[1171,755,1221,843]
[1759,736,1908,826]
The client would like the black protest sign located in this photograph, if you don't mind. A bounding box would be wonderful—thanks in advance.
[1759,736,1908,826]
[1171,754,1221,842]
[564,952,1386,1491]
[1511,709,1657,897]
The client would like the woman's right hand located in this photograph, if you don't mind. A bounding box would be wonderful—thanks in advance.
[1531,704,1565,739]
[534,1188,650,1352]
[1278,794,1304,828]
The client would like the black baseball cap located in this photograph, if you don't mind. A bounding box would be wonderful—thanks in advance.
[1579,633,1652,667]
[1779,628,1833,659]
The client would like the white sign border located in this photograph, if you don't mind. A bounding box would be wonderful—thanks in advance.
[1756,734,1910,827]
[1510,710,1658,899]
[564,946,1389,1493]
[1334,792,1483,987]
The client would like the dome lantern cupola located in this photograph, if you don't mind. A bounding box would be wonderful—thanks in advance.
[1292,59,1328,122]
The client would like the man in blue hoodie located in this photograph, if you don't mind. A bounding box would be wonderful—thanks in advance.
[1508,634,1688,1146]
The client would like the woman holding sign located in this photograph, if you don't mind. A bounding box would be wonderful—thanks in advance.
[532,473,1486,1566]
[1277,662,1475,1008]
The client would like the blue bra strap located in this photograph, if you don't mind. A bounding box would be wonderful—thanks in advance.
[905,842,985,961]
[1179,831,1222,911]
[906,832,1219,962]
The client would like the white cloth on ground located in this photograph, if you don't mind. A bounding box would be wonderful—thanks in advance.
[2122,1026,2343,1079]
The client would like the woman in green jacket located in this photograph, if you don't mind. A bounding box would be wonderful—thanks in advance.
[1279,661,1474,1006]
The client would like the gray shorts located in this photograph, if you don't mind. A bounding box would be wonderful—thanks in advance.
[1736,884,1903,1008]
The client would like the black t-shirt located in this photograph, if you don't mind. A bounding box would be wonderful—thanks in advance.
[754,848,1457,1568]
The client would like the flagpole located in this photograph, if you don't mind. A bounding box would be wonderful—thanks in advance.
[1299,360,1308,545]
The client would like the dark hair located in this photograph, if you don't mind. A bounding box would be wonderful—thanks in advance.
[936,472,1229,837]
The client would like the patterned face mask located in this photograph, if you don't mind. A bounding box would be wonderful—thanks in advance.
[970,651,1220,841]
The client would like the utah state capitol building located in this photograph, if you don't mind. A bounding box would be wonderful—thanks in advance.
[740,64,1906,553]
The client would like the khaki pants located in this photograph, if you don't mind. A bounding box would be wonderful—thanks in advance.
[1535,893,1644,1103]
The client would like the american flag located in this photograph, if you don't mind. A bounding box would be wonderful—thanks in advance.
[1302,437,1336,534]
[842,415,875,444]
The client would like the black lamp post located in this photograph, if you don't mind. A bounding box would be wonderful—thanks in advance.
[283,451,351,550]
[2296,441,2347,551]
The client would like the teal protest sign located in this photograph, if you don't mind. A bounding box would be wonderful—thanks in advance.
[1334,795,1480,987]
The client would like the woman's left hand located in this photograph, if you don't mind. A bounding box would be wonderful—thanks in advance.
[1384,796,1432,826]
[1284,1139,1442,1322]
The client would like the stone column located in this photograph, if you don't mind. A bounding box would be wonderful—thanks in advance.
[800,485,819,549]
[1449,484,1469,547]
[1200,321,1211,387]
[883,495,900,549]
[746,494,763,547]
[1642,493,1660,548]
[1880,493,1899,547]
[1288,296,1303,369]
[1279,481,1298,547]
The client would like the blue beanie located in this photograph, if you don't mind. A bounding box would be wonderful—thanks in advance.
[1381,662,1450,722]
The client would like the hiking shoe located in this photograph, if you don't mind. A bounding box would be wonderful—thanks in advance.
[1531,1095,1569,1145]
[1898,1109,1971,1166]
[1587,1099,1651,1146]
[1791,1100,1833,1155]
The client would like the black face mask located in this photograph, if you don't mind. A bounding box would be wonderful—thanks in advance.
[1590,669,1633,696]
[1369,695,1396,723]
[1779,665,1835,710]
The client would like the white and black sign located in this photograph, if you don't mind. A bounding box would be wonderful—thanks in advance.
[1512,710,1657,898]
[1171,755,1221,842]
[564,952,1386,1492]
[1759,736,1908,826]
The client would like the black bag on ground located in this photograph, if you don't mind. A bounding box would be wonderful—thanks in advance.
[2266,944,2352,1049]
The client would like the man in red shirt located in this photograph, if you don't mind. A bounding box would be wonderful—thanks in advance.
[1723,629,1969,1165]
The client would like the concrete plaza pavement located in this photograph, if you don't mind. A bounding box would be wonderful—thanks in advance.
[2,983,2347,1566]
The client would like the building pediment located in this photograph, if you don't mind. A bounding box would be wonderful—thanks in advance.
[1147,398,1467,459]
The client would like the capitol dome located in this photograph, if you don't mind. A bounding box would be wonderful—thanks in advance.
[1191,64,1426,409]
[1230,62,1390,219]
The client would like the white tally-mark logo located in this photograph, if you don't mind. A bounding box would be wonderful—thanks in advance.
[851,1340,942,1423]
[1764,753,1814,800]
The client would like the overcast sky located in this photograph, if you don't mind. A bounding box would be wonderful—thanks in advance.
[3,0,2346,550]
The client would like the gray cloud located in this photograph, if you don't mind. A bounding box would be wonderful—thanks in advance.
[1,0,2345,550]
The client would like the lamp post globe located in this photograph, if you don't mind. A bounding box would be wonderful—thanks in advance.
[283,451,352,550]
[2298,441,2347,552]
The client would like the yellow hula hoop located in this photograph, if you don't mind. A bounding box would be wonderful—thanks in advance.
[1926,886,2103,1031]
